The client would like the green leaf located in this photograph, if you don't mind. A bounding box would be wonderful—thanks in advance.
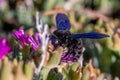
[99,49,112,72]
[39,67,51,80]
[24,62,34,80]
[47,71,63,80]
[70,64,81,80]
[69,63,79,77]
[0,57,12,80]
[71,71,80,80]
[81,67,90,80]
[52,73,63,80]
[43,0,57,10]
[46,48,62,68]
[62,68,69,80]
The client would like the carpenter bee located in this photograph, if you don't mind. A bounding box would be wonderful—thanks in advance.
[49,13,109,62]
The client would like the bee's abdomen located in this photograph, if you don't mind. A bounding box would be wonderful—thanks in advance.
[62,38,84,62]
[68,39,83,56]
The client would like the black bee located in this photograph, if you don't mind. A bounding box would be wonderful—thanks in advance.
[49,13,109,62]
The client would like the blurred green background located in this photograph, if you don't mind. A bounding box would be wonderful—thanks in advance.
[0,0,120,79]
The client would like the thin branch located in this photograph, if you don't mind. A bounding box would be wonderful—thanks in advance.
[35,12,49,75]
[42,8,113,23]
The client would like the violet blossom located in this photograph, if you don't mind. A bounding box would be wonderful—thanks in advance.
[0,38,12,60]
[13,29,27,46]
[27,35,39,51]
[13,29,41,51]
[35,33,41,46]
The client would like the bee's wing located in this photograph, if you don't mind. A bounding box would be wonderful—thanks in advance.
[56,13,71,30]
[70,32,109,39]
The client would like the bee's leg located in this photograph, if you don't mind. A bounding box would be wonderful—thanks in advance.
[78,47,85,67]
[78,54,83,67]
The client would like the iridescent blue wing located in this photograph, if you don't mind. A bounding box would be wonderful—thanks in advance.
[70,32,109,39]
[56,13,71,30]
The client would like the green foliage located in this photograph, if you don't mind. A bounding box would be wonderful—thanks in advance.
[0,0,120,80]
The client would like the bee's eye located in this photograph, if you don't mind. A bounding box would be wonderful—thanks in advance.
[51,40,60,50]
[49,35,60,49]
[51,39,59,46]
[55,40,59,44]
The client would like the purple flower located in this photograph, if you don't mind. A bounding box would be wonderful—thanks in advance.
[27,36,39,51]
[13,29,27,46]
[35,33,41,46]
[0,38,12,60]
[13,29,41,51]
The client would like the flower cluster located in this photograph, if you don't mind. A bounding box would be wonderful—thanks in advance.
[13,29,27,46]
[13,29,41,51]
[13,12,49,74]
